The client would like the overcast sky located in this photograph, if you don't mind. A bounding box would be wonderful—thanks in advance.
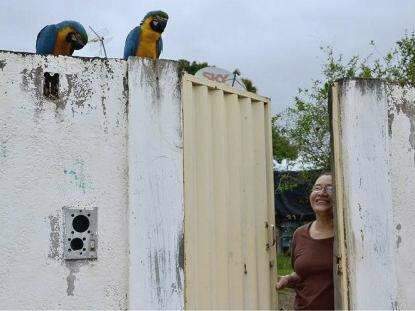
[1,1,414,113]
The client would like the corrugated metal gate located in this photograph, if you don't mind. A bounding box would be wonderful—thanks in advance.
[182,74,277,309]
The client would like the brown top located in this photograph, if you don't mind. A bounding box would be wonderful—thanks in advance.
[291,222,334,310]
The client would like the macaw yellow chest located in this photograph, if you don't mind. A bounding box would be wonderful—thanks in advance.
[136,30,160,60]
[53,28,74,56]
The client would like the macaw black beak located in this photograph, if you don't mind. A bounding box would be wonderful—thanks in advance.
[151,18,168,33]
[68,32,86,50]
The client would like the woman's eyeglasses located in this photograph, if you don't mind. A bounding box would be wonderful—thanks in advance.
[312,185,333,194]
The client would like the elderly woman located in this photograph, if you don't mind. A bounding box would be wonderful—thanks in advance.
[276,172,334,310]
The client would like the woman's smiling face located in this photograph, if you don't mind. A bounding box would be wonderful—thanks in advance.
[309,174,333,214]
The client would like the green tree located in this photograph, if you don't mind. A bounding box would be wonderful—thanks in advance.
[177,59,209,75]
[272,115,298,163]
[241,78,257,93]
[278,32,415,171]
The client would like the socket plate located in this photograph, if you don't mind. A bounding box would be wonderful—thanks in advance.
[63,207,98,260]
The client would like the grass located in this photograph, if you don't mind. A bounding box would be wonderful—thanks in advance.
[276,254,295,310]
[277,254,293,276]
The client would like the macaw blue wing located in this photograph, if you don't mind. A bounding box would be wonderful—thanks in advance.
[124,26,141,59]
[156,37,163,58]
[36,25,58,55]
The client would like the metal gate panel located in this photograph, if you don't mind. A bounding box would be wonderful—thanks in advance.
[182,74,276,309]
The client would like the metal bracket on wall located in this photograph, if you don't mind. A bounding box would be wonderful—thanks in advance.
[63,206,98,260]
[265,221,276,250]
[336,255,343,275]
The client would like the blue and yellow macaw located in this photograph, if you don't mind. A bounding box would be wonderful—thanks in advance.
[36,21,88,56]
[124,11,168,60]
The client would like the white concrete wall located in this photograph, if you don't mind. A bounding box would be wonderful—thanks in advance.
[0,52,129,309]
[332,79,415,310]
[0,51,274,310]
[127,58,184,309]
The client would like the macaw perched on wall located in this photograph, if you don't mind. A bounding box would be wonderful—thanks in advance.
[124,11,169,60]
[36,21,88,56]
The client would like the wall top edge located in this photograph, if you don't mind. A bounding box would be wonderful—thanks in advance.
[0,50,178,65]
[334,77,412,88]
[182,72,271,103]
[0,50,270,103]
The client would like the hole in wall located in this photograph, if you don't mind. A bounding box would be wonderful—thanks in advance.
[70,238,83,251]
[43,72,59,99]
[72,215,90,233]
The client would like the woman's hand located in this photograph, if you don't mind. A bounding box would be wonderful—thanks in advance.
[276,272,300,290]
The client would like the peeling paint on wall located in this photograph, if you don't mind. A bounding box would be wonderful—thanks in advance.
[0,51,129,309]
[123,75,129,117]
[48,213,61,260]
[333,79,415,309]
[386,85,415,164]
[128,58,184,310]
[354,78,384,101]
[395,98,415,163]
[154,251,162,304]
[176,232,184,291]
[0,140,7,159]
[391,300,399,310]
[65,74,93,108]
[101,96,108,134]
[139,60,163,104]
[20,67,43,119]
[396,224,402,249]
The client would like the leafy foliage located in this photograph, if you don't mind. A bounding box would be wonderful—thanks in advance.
[276,32,415,171]
[272,115,298,163]
[177,59,209,75]
[241,78,257,93]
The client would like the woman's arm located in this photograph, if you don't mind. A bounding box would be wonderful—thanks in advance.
[276,272,301,290]
[276,227,302,290]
